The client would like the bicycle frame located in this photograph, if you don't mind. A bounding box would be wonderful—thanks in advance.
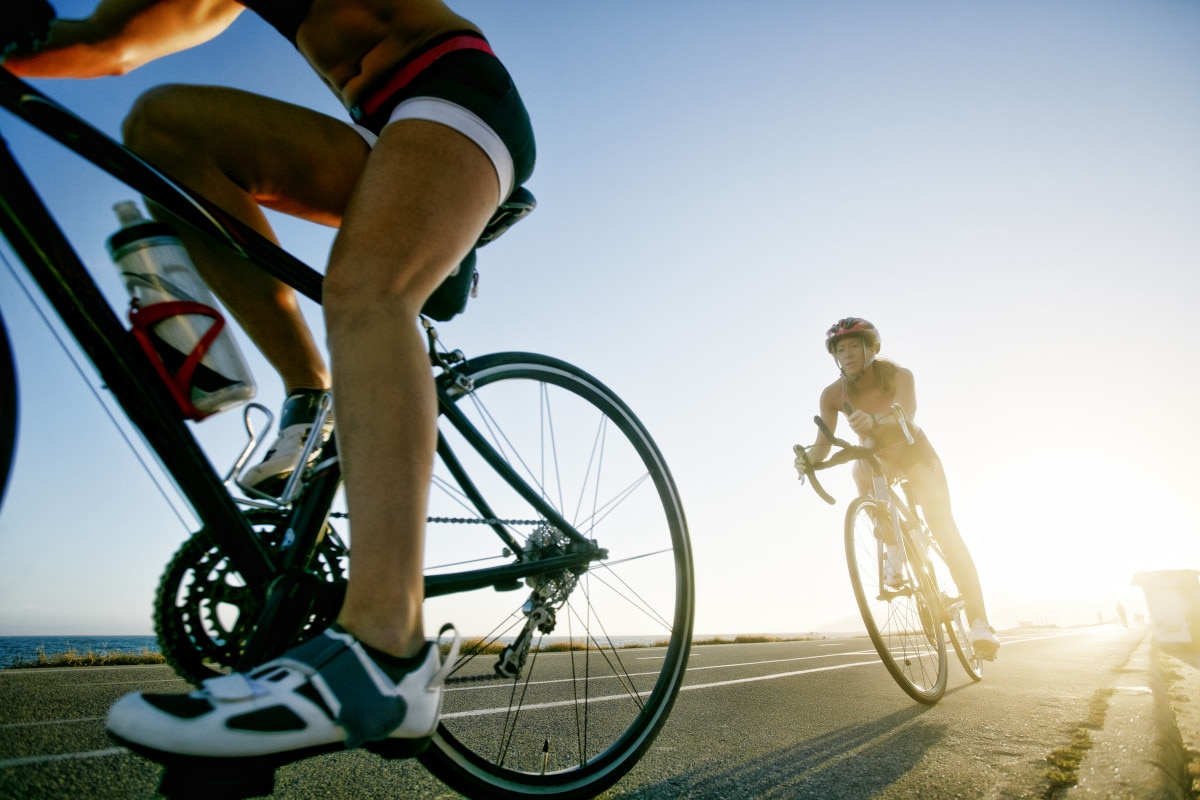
[798,408,936,588]
[0,67,605,662]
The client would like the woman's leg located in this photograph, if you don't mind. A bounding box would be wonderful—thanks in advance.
[904,460,989,624]
[120,84,368,393]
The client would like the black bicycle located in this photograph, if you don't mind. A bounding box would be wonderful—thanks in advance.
[794,409,981,704]
[0,57,694,799]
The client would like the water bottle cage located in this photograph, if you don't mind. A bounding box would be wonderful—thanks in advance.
[128,299,227,421]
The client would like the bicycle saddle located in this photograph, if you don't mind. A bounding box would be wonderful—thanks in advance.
[476,186,536,248]
[422,186,537,321]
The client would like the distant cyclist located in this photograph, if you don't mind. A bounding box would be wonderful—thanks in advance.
[799,317,1000,660]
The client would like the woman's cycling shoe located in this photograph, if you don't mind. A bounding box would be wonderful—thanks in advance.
[106,624,460,767]
[970,619,1001,661]
[240,390,333,496]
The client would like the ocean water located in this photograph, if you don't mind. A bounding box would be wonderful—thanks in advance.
[0,635,160,668]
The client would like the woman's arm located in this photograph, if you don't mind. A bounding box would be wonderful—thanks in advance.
[4,0,243,78]
[804,383,842,464]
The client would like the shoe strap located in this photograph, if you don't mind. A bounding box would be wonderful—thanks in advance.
[280,389,332,429]
[251,628,420,747]
[429,623,461,690]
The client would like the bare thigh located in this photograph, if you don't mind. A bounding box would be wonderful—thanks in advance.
[123,83,372,226]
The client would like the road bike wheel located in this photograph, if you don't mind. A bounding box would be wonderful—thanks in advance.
[0,312,16,510]
[844,496,947,704]
[924,536,983,681]
[419,352,694,799]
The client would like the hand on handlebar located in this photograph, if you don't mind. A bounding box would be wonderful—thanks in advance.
[792,445,811,482]
[846,409,875,438]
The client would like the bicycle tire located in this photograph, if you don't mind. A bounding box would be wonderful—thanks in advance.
[844,496,947,704]
[419,352,694,799]
[0,311,16,510]
[924,537,983,681]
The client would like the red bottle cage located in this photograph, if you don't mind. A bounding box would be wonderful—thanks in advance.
[128,299,227,421]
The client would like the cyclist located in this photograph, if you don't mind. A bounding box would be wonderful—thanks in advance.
[798,317,1000,660]
[5,0,534,767]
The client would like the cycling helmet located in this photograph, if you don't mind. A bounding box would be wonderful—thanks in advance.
[825,317,880,354]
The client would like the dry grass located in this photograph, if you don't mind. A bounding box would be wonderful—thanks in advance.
[7,645,166,669]
[1043,687,1115,798]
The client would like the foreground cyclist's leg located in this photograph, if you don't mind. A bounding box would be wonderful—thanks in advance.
[107,120,499,766]
[327,117,499,657]
[123,87,348,491]
[121,85,347,395]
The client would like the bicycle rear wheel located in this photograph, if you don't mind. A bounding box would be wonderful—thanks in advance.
[420,352,694,799]
[925,536,983,681]
[844,497,946,704]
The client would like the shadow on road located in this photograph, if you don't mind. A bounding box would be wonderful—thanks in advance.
[621,703,943,799]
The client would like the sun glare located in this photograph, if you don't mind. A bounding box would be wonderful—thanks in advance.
[959,455,1196,626]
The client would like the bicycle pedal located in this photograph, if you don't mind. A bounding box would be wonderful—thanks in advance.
[158,762,275,800]
[363,735,432,760]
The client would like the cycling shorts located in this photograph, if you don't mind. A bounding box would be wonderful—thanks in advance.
[348,31,536,204]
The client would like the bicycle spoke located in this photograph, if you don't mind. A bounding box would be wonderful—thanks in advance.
[421,353,693,797]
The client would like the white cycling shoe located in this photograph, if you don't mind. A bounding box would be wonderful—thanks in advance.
[883,547,906,589]
[970,619,1000,661]
[240,390,334,496]
[107,625,459,766]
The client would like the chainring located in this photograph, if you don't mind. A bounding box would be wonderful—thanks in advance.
[154,511,347,685]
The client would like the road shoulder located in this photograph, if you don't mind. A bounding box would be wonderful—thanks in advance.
[1067,632,1195,799]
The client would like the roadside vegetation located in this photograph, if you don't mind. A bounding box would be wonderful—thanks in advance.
[1042,687,1115,798]
[6,644,166,669]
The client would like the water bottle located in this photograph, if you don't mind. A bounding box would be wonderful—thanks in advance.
[106,200,256,419]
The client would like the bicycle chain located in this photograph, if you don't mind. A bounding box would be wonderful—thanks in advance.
[331,512,544,527]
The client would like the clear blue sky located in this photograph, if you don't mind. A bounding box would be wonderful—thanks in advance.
[1,0,1197,635]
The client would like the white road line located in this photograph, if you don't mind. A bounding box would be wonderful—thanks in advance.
[0,716,104,730]
[0,748,127,768]
[680,659,881,692]
[0,664,175,676]
[443,659,882,719]
[0,628,1106,768]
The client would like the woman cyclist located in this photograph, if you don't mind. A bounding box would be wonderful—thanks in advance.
[800,317,1000,660]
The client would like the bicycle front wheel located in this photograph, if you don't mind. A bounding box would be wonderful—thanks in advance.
[844,497,946,704]
[420,352,694,798]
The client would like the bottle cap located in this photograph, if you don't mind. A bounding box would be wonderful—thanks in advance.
[113,201,145,227]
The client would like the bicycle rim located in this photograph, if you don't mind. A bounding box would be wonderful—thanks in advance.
[420,352,694,798]
[926,540,983,681]
[844,497,946,704]
[0,311,16,510]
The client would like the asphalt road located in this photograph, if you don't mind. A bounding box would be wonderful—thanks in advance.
[0,625,1146,799]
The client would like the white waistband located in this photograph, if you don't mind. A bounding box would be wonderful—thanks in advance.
[351,97,514,204]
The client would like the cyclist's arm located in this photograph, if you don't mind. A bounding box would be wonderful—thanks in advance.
[3,0,243,79]
[804,383,842,464]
